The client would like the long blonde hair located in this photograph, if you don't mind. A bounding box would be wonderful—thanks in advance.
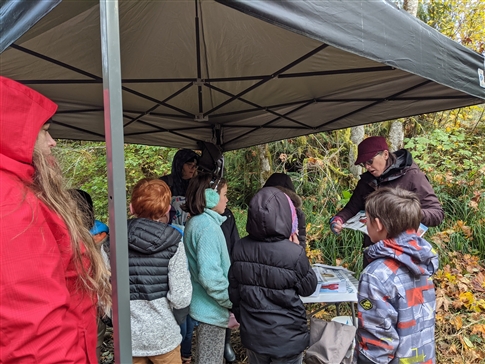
[31,147,111,310]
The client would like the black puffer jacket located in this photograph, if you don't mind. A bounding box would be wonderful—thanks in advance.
[229,187,317,358]
[127,218,181,301]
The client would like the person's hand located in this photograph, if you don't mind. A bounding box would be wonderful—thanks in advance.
[289,232,299,244]
[228,312,240,329]
[329,216,344,235]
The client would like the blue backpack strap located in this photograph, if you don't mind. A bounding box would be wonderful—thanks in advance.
[170,224,184,236]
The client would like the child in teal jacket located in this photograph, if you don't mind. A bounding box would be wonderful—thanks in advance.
[183,173,233,364]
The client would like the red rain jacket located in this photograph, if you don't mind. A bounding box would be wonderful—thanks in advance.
[0,76,98,363]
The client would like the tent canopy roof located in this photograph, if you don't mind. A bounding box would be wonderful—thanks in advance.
[1,0,484,151]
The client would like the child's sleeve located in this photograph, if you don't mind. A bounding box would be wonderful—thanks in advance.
[167,241,192,323]
[294,248,318,297]
[356,272,399,363]
[195,227,232,309]
[228,265,241,321]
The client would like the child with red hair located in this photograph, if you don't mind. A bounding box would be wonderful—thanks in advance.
[128,178,192,364]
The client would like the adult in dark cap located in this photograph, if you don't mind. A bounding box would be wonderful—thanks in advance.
[263,173,307,248]
[329,136,444,267]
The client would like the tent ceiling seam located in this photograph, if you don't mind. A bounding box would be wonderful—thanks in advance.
[316,80,433,129]
[123,83,193,128]
[222,100,315,147]
[202,43,329,117]
[204,83,313,129]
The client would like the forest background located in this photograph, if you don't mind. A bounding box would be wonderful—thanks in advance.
[55,0,485,362]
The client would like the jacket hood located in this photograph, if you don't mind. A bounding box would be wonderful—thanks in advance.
[0,77,57,167]
[365,231,439,277]
[263,173,296,192]
[246,187,292,241]
[378,149,413,182]
[170,149,199,196]
[127,218,182,254]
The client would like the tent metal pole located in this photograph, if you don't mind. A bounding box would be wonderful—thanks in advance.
[195,0,203,114]
[99,1,132,363]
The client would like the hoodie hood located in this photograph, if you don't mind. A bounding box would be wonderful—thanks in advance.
[246,187,292,241]
[170,149,199,196]
[0,76,57,181]
[127,218,182,254]
[365,231,439,277]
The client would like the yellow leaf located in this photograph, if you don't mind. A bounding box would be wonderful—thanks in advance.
[459,291,475,304]
[450,315,463,330]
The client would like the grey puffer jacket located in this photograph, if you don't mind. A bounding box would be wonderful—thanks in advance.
[336,149,444,247]
[128,218,192,357]
[229,187,317,359]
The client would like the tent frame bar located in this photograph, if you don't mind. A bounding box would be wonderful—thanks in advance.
[99,1,132,362]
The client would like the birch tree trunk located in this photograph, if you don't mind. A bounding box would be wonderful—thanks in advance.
[350,126,365,178]
[389,0,418,152]
[257,144,271,187]
[403,0,418,16]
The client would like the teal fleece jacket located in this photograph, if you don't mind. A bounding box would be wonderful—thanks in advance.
[183,208,231,328]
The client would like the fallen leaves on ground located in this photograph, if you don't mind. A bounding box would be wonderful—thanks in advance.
[100,251,485,363]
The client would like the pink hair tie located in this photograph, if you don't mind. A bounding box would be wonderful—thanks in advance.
[285,194,298,235]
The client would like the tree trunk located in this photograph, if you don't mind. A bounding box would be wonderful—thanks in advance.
[403,0,418,16]
[257,144,271,187]
[389,0,418,152]
[350,126,365,178]
[389,120,405,152]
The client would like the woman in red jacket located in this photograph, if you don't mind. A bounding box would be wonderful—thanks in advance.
[0,76,111,363]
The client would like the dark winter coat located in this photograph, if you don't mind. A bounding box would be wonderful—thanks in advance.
[336,149,444,247]
[221,207,240,259]
[229,187,317,358]
[263,173,307,248]
[128,218,183,300]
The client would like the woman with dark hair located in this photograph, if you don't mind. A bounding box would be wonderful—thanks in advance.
[160,148,199,198]
[183,174,235,364]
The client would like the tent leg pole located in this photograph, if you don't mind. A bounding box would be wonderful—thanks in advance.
[99,1,132,363]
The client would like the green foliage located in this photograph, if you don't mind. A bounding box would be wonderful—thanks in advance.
[419,0,485,53]
[54,141,174,223]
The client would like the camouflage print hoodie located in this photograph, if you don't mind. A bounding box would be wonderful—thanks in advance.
[356,231,439,364]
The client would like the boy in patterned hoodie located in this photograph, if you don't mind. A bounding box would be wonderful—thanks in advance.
[356,187,438,364]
